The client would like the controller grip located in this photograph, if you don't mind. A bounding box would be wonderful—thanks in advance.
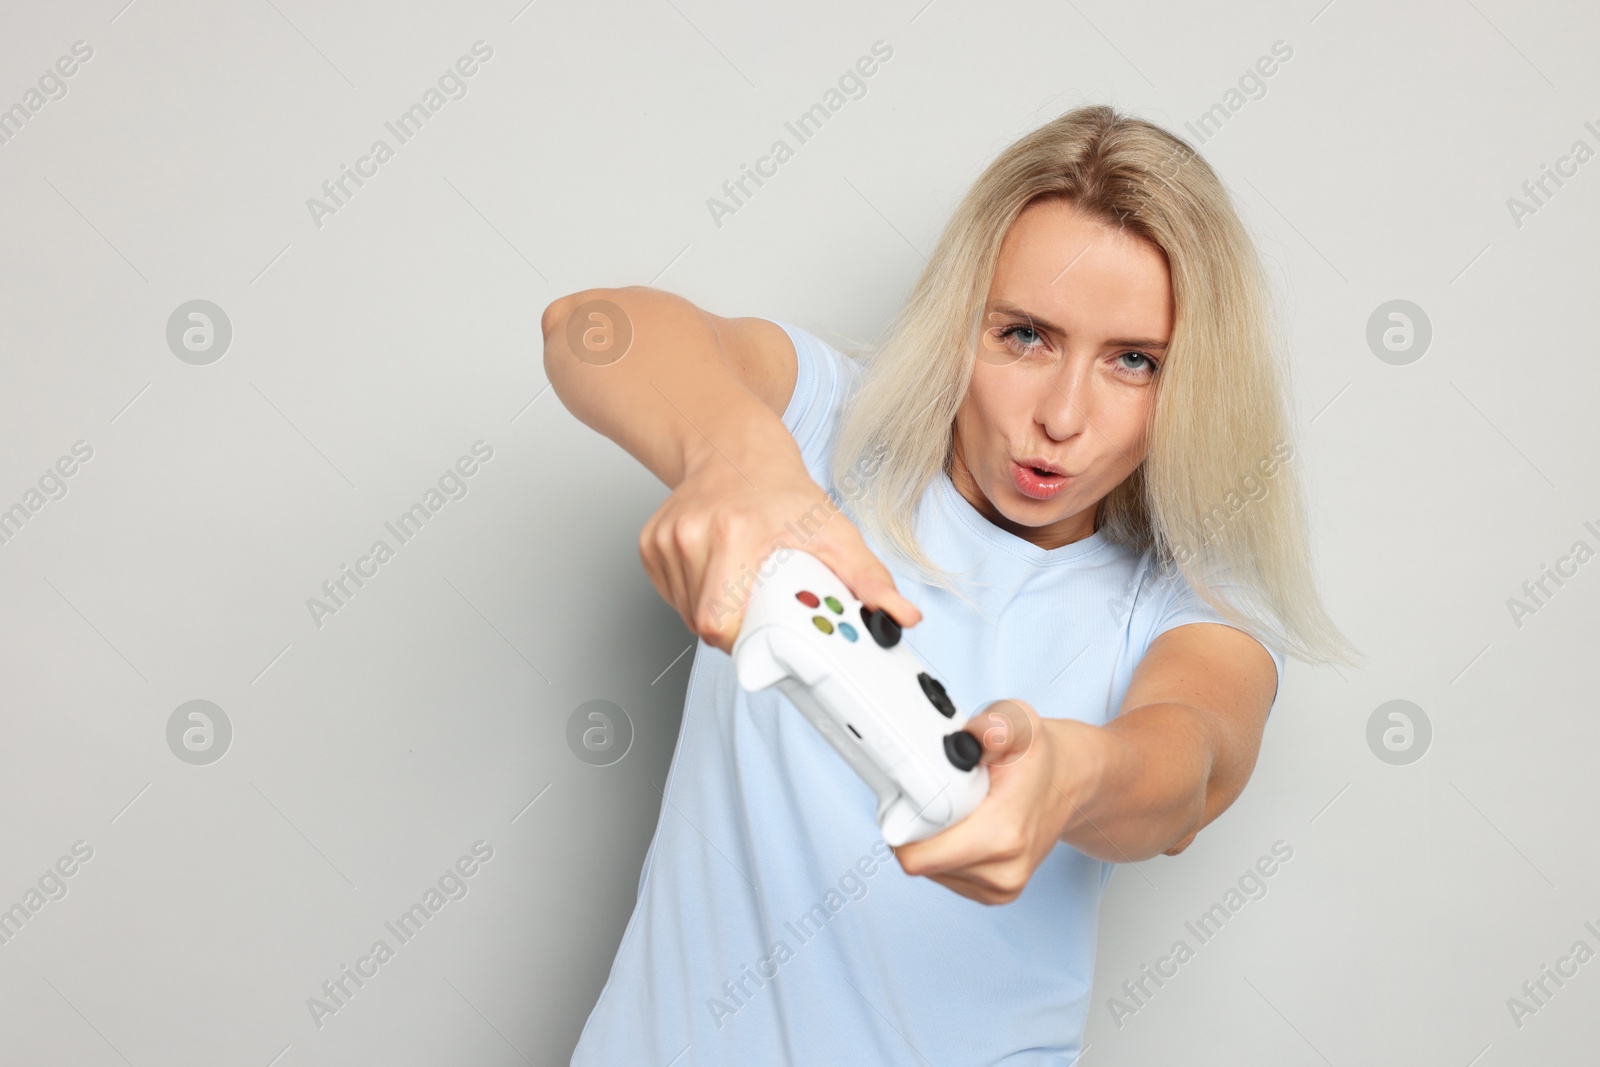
[879,792,954,847]
[735,626,825,690]
[740,628,908,822]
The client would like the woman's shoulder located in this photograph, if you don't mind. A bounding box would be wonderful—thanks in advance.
[1124,548,1288,685]
[759,319,863,462]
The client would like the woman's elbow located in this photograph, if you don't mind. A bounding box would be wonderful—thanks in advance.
[542,288,616,389]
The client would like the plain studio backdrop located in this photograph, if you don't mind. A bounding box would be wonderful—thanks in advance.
[1,0,1596,1063]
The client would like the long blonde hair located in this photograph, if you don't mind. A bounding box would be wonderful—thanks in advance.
[827,105,1359,668]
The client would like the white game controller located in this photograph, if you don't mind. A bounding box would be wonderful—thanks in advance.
[731,548,989,845]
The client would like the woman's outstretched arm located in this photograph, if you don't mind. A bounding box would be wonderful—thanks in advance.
[892,622,1276,904]
[541,287,922,650]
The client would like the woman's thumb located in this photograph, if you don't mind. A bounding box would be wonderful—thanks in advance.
[966,700,1037,767]
[829,545,921,629]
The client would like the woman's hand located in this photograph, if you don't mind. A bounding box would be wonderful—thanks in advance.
[894,624,1280,900]
[637,450,922,654]
[544,286,919,655]
[890,699,1115,905]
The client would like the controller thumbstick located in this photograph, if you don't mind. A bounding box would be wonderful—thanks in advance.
[943,730,982,772]
[860,605,902,648]
[917,672,956,718]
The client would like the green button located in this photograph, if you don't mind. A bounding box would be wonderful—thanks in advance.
[811,615,833,635]
[824,596,843,614]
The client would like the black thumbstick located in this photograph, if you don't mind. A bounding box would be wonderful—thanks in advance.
[859,605,902,648]
[917,672,956,718]
[944,730,982,772]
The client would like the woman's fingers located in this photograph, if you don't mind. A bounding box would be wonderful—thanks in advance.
[897,822,1038,903]
[892,701,1056,894]
[921,868,1004,905]
[641,511,695,638]
[968,699,1039,768]
[816,527,922,629]
[695,539,748,653]
[654,508,757,653]
[639,461,921,653]
[895,791,1021,875]
[932,866,1031,906]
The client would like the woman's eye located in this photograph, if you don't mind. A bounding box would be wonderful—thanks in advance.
[998,324,1047,354]
[1115,351,1158,377]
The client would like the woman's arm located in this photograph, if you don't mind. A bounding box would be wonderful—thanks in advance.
[892,622,1276,904]
[540,285,799,489]
[1057,621,1277,858]
[541,287,922,651]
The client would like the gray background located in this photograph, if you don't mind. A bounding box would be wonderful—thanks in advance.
[1,0,1595,1064]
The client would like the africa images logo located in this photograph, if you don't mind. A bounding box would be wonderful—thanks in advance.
[304,41,494,230]
[305,442,494,629]
[305,841,495,1029]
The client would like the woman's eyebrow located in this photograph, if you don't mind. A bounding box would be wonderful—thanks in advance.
[989,302,1169,349]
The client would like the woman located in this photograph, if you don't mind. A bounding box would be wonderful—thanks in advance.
[549,105,1358,1065]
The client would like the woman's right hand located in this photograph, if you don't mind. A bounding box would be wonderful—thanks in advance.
[638,453,923,655]
[541,285,916,654]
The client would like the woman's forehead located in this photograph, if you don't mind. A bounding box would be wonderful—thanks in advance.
[988,208,1173,339]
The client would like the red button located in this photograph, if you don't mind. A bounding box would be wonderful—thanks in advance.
[796,590,820,608]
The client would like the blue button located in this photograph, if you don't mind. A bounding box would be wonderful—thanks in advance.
[838,622,858,642]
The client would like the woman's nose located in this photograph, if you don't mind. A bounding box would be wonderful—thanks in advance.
[1036,355,1093,441]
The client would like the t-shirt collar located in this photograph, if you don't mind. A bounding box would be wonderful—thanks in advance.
[934,468,1111,566]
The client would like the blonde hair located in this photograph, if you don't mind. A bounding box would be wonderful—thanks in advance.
[827,104,1359,668]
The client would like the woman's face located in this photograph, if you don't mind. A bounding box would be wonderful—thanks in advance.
[951,196,1173,550]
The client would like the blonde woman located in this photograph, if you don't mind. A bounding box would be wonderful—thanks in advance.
[550,105,1358,1065]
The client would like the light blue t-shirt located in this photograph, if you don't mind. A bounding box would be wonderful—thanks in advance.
[570,321,1284,1066]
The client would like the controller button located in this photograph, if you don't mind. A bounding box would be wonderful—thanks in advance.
[944,730,982,771]
[838,622,858,642]
[859,605,902,648]
[824,595,844,614]
[811,615,834,635]
[796,590,820,608]
[917,672,956,718]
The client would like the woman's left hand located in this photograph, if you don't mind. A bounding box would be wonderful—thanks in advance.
[890,698,1110,905]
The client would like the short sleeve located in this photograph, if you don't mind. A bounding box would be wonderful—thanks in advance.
[769,319,860,468]
[1151,567,1286,713]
